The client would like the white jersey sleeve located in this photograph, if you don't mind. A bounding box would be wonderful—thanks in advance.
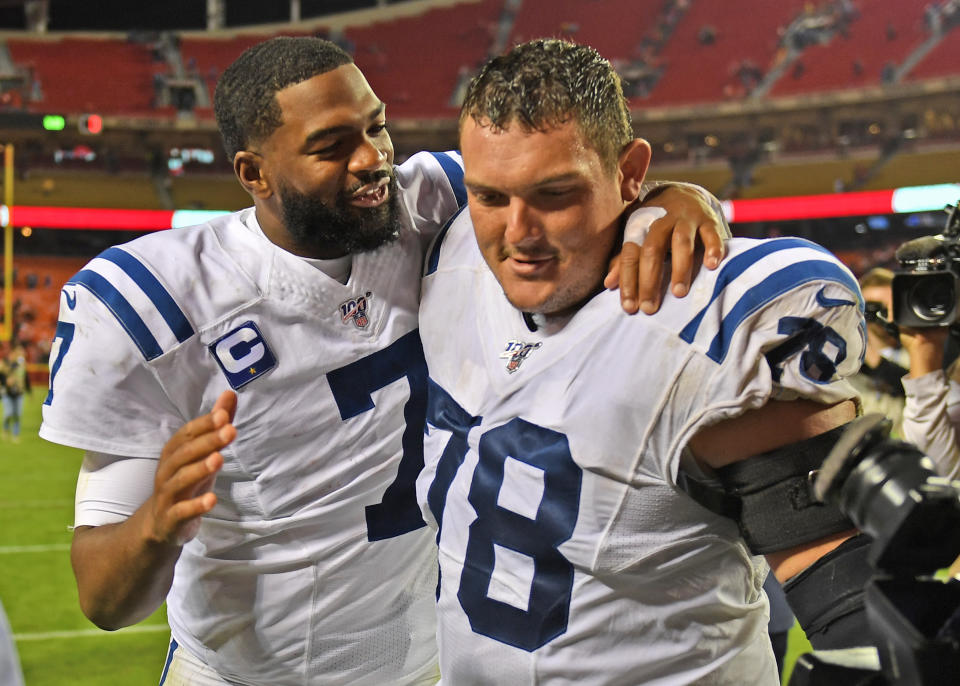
[75,451,157,526]
[396,150,466,253]
[652,237,865,472]
[902,371,960,479]
[40,249,192,457]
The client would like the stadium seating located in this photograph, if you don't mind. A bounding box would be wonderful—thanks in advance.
[507,0,661,60]
[644,162,732,197]
[346,0,502,118]
[169,174,250,211]
[13,171,159,208]
[868,144,960,189]
[178,33,283,118]
[6,36,160,115]
[737,153,878,198]
[768,0,929,97]
[5,255,87,359]
[1,1,957,116]
[908,19,960,79]
[647,0,809,105]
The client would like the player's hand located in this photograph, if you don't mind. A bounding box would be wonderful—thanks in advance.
[606,184,728,314]
[146,390,237,546]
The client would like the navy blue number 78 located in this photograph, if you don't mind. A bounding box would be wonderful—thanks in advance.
[427,382,583,651]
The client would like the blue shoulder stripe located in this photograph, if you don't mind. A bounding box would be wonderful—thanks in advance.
[680,238,840,343]
[68,270,164,360]
[425,204,469,276]
[99,247,194,343]
[705,259,862,363]
[429,151,467,208]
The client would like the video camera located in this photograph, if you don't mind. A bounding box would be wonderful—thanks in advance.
[891,202,960,328]
[787,414,960,685]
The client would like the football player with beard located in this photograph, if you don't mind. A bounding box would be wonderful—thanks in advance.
[40,37,727,685]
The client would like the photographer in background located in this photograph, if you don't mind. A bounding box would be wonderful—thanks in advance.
[899,325,960,480]
[852,267,908,436]
[887,203,960,480]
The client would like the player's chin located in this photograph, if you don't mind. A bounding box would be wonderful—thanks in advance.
[348,213,402,252]
[501,279,556,314]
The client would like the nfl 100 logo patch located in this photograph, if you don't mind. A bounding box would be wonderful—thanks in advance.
[340,291,373,328]
[500,340,542,373]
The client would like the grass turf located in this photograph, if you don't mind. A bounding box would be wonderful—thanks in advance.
[1,390,170,685]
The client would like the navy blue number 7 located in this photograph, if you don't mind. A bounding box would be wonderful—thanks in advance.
[44,320,76,407]
[327,329,428,541]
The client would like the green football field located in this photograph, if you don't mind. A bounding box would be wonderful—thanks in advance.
[1,391,170,685]
[1,391,813,685]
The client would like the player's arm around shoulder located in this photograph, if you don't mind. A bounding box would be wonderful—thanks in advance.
[687,397,859,581]
[686,242,867,580]
[395,150,466,250]
[611,182,730,314]
[71,392,236,630]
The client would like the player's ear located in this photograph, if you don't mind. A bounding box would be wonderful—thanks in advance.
[618,138,652,203]
[234,150,272,199]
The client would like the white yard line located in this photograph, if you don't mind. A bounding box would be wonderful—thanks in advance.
[0,500,73,508]
[14,624,169,641]
[0,543,71,554]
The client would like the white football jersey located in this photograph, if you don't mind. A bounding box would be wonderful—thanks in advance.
[417,214,865,685]
[40,151,465,686]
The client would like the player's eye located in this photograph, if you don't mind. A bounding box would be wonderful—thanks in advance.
[309,141,340,156]
[472,190,506,206]
[368,122,388,136]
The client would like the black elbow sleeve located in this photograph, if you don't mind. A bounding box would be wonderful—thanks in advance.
[783,533,874,650]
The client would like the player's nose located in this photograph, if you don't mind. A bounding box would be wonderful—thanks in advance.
[504,199,542,243]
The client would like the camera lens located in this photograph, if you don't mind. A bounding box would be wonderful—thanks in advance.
[909,276,955,322]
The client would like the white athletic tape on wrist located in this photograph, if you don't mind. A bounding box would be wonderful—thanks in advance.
[623,206,667,246]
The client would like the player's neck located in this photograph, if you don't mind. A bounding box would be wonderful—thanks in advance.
[521,310,573,335]
[522,284,606,334]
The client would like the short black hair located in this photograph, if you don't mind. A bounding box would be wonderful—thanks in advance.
[460,39,633,170]
[214,36,353,160]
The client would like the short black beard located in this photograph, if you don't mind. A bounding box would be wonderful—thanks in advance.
[278,171,402,257]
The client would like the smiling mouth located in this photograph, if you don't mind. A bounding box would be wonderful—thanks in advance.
[507,253,556,275]
[349,180,389,208]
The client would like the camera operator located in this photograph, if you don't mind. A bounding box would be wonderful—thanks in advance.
[886,201,960,586]
[885,202,960,481]
[854,267,908,436]
[898,325,960,578]
[899,326,960,480]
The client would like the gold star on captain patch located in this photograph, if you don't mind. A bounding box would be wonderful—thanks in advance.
[249,367,257,375]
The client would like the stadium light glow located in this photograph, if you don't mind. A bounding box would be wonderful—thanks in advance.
[42,115,66,131]
[727,189,896,223]
[0,182,958,231]
[79,113,103,135]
